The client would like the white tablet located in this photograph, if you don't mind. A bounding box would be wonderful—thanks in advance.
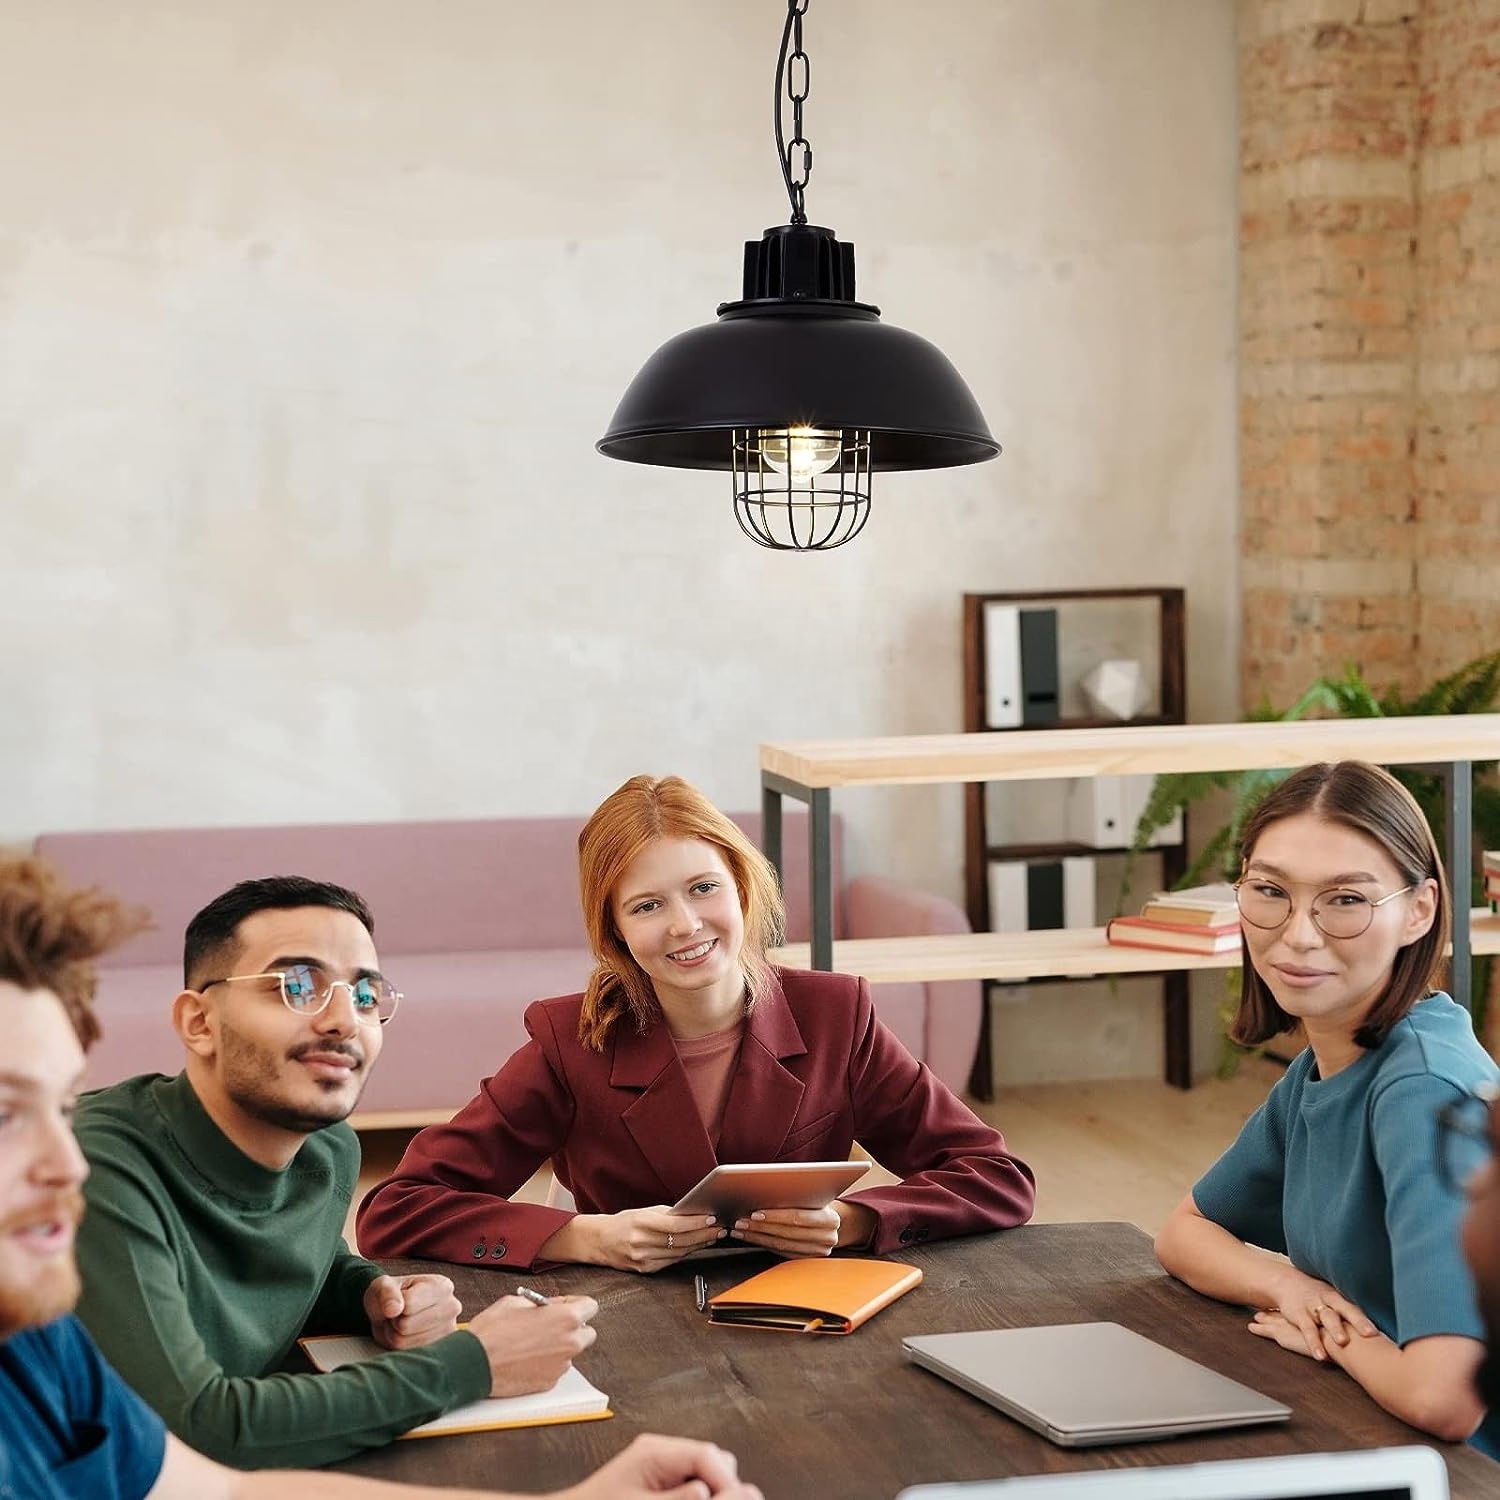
[895,1444,1449,1499]
[671,1160,870,1220]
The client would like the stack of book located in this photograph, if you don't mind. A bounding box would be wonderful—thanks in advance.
[1485,851,1500,911]
[1105,883,1242,955]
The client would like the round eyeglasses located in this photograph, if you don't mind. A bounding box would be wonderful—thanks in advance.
[1435,1083,1498,1195]
[1232,880,1412,940]
[199,962,401,1026]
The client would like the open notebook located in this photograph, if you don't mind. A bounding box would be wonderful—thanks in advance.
[300,1334,611,1439]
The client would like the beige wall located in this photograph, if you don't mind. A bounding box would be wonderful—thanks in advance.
[0,2,1239,1074]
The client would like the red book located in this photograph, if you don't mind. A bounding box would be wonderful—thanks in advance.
[1106,914,1243,956]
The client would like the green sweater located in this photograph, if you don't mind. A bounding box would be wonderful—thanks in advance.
[73,1073,491,1468]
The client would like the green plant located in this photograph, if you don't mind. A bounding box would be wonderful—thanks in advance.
[1126,649,1500,1070]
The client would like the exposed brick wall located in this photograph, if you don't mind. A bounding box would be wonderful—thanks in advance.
[1239,0,1500,710]
[1415,0,1500,671]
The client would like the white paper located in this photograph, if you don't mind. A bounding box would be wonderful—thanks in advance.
[301,1334,609,1436]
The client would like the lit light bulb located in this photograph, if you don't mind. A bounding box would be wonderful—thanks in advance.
[757,426,843,482]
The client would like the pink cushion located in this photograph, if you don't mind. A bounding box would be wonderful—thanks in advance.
[845,876,982,1092]
[37,820,596,966]
[352,950,596,1114]
[35,811,839,972]
[45,812,979,1106]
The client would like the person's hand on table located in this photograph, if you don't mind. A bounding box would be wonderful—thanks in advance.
[1250,1266,1376,1362]
[729,1198,875,1256]
[364,1272,462,1349]
[559,1433,763,1500]
[552,1207,727,1273]
[466,1291,599,1397]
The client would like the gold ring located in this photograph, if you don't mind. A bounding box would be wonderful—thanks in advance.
[667,1233,675,1250]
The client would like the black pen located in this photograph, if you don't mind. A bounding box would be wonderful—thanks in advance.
[515,1286,551,1306]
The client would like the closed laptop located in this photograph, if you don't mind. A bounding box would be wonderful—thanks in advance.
[901,1322,1291,1448]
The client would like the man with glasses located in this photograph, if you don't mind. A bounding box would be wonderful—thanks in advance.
[70,876,603,1469]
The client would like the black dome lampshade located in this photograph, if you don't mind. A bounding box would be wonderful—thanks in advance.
[595,5,1001,552]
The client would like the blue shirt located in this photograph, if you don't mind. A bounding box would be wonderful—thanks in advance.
[1194,992,1500,1447]
[1195,993,1496,1342]
[0,1315,166,1500]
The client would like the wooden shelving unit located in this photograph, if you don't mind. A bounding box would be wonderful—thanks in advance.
[769,912,1500,983]
[960,588,1185,922]
[761,714,1500,1094]
[958,588,1186,1097]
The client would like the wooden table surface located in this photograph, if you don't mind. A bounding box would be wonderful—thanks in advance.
[329,1222,1499,1498]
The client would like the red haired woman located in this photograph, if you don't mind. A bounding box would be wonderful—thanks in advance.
[358,775,1034,1272]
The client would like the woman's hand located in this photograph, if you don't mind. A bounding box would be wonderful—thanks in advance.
[1247,1308,1316,1358]
[560,1207,725,1273]
[730,1198,877,1256]
[1256,1266,1377,1361]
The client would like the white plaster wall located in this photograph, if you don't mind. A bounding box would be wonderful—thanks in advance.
[0,0,1238,1071]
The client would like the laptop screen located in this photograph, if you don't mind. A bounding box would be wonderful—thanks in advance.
[894,1444,1449,1500]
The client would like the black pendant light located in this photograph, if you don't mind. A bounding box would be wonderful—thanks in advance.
[596,0,1001,552]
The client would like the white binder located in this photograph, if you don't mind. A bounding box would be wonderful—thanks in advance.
[1065,775,1182,849]
[982,603,1023,729]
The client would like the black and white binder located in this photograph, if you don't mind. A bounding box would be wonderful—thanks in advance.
[989,856,1095,932]
[983,605,1060,729]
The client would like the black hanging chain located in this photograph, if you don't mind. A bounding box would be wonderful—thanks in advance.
[774,0,813,224]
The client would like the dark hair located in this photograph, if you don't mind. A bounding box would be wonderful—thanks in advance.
[576,775,784,1050]
[1233,760,1449,1050]
[0,852,148,1049]
[183,876,375,990]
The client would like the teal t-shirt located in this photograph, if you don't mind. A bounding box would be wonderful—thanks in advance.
[73,1072,490,1468]
[1194,993,1500,1444]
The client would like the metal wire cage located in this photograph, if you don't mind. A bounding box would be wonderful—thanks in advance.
[731,426,872,550]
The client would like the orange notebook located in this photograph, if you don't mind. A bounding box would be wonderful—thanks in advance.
[706,1256,922,1334]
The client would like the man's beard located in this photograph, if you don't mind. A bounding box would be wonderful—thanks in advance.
[0,1191,85,1340]
[219,1022,368,1135]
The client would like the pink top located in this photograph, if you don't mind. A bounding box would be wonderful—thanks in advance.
[673,1017,747,1147]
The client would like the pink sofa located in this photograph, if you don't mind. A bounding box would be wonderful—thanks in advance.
[34,813,982,1123]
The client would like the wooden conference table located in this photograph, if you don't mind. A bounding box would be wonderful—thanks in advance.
[330,1222,1500,1497]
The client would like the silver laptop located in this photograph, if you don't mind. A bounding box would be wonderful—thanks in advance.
[895,1444,1449,1499]
[901,1322,1291,1448]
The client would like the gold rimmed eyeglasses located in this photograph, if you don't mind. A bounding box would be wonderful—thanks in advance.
[199,962,400,1026]
[1233,880,1412,940]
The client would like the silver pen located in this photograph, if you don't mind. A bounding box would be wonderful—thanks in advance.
[515,1285,551,1306]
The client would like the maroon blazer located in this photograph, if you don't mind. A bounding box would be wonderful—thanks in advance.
[357,967,1035,1270]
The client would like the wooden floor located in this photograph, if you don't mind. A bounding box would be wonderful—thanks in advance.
[970,1055,1284,1233]
[348,1057,1283,1247]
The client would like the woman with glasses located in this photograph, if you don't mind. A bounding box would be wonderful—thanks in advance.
[1155,760,1500,1449]
[358,774,1035,1273]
